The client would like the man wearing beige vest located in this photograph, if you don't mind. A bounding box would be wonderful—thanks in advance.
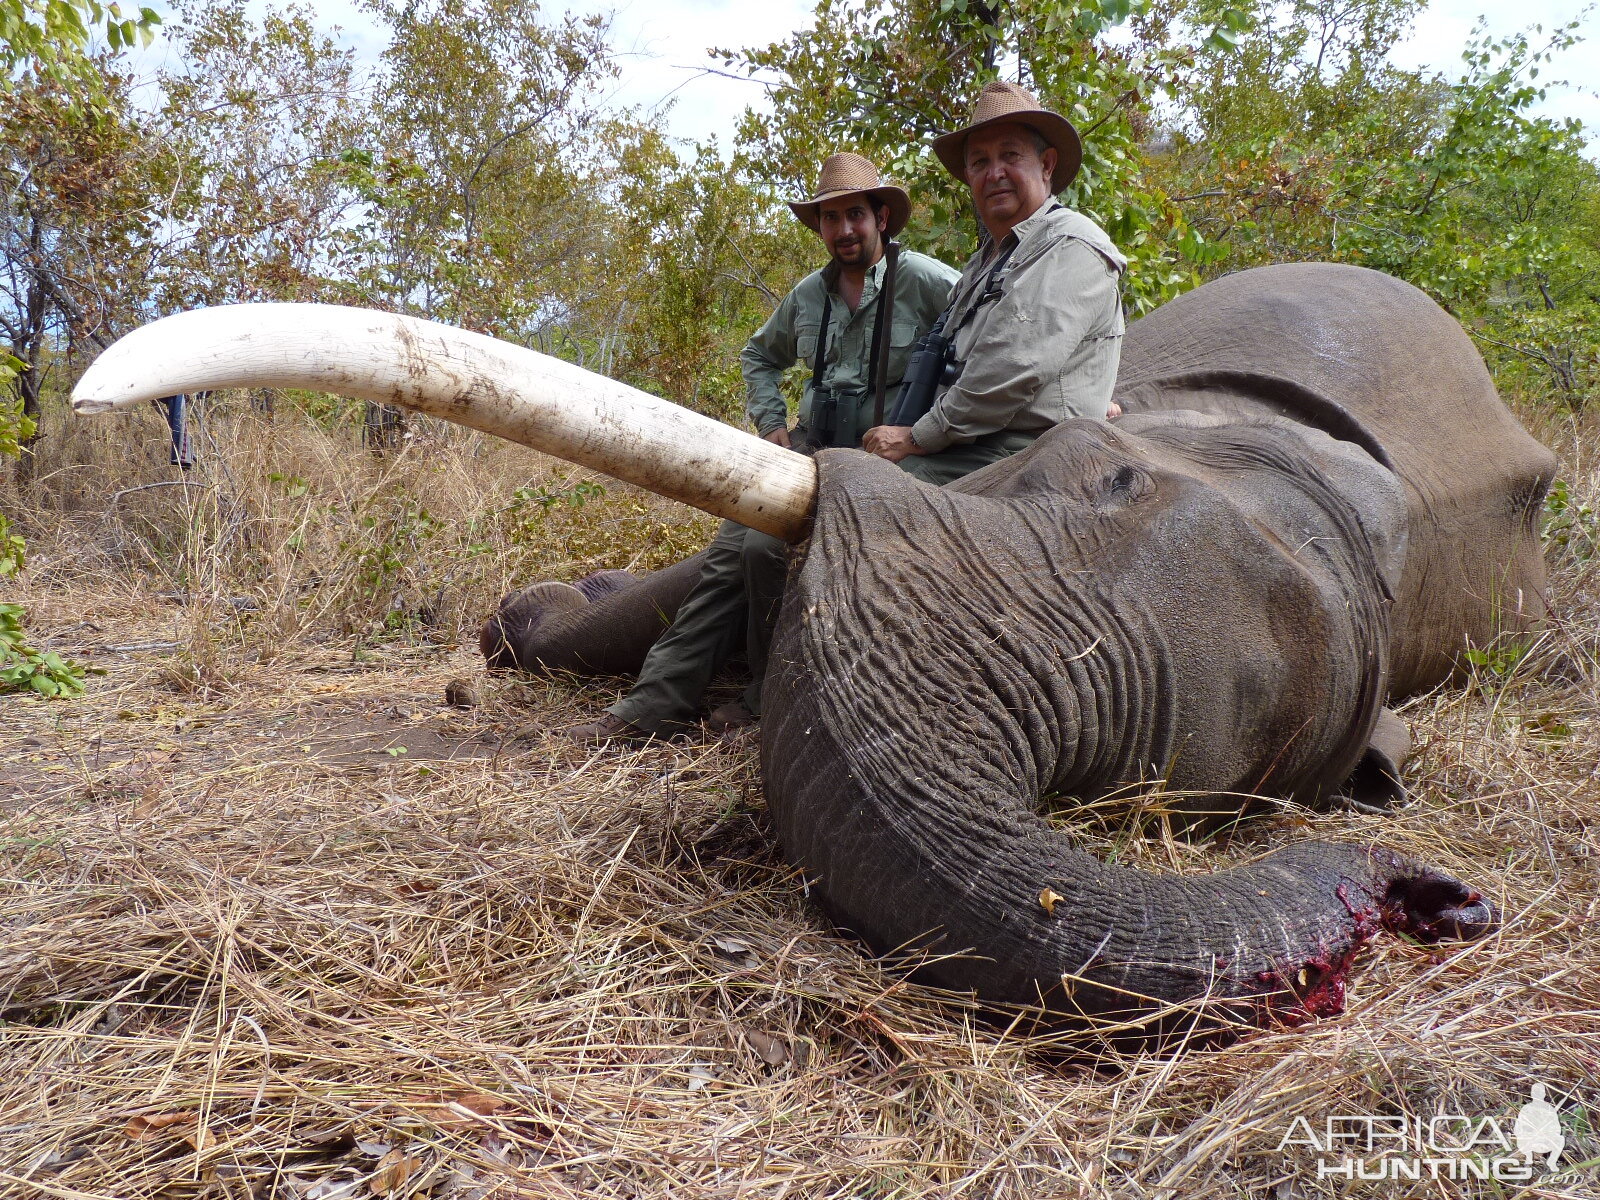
[575,85,1128,743]
[863,79,1127,483]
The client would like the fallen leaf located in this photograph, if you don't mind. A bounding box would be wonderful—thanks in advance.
[134,779,163,818]
[746,1030,788,1065]
[1039,887,1065,916]
[371,1148,423,1197]
[708,935,753,957]
[478,1132,516,1164]
[438,1167,487,1200]
[124,1112,197,1140]
[38,1145,91,1172]
[185,1125,218,1151]
[419,1092,507,1129]
[685,1065,715,1091]
[304,1178,363,1200]
[300,1128,356,1152]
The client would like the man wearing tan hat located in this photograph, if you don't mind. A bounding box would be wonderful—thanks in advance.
[570,153,957,742]
[862,80,1127,483]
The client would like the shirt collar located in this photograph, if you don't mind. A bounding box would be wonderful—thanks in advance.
[995,198,1064,253]
[820,252,888,298]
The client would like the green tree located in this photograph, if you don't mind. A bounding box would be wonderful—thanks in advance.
[341,0,650,441]
[151,0,369,312]
[0,0,145,693]
[0,67,155,482]
[0,0,159,89]
[1155,4,1597,405]
[352,0,628,336]
[601,131,814,421]
[719,0,1231,313]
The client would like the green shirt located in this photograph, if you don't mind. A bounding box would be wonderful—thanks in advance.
[741,249,958,447]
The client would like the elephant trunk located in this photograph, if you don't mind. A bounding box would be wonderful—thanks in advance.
[761,449,1496,1039]
[764,633,1493,1037]
[70,304,817,542]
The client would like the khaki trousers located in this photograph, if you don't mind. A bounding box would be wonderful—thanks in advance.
[608,519,786,735]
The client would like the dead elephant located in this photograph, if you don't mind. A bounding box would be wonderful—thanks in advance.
[74,262,1554,1042]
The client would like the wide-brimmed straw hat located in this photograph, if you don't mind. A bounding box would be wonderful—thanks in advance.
[787,153,911,238]
[932,80,1082,193]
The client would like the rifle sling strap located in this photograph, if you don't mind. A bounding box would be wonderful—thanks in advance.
[869,241,900,427]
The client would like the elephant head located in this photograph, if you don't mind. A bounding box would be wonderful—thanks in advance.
[762,421,1487,1036]
[75,263,1536,1042]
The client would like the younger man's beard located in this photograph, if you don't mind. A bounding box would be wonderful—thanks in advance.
[830,234,880,269]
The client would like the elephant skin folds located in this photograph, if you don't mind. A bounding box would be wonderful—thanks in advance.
[488,263,1539,1043]
[1115,262,1556,693]
[761,413,1502,1040]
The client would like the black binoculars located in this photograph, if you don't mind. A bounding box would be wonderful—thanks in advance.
[810,387,866,449]
[891,313,962,426]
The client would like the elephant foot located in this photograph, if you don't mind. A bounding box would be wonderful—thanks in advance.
[480,581,589,671]
[1338,708,1412,813]
[478,552,710,679]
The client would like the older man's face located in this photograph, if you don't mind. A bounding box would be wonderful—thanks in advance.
[964,122,1057,237]
[817,194,887,268]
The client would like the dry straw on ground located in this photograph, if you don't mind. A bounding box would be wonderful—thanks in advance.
[2,396,1597,1199]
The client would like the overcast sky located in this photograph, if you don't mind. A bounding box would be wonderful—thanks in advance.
[581,0,1596,148]
[142,0,1596,149]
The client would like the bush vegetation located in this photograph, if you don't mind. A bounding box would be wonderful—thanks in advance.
[2,1,1597,1197]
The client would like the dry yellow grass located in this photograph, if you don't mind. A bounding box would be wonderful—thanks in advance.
[1,394,1597,1199]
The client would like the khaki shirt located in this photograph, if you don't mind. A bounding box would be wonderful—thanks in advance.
[911,202,1127,453]
[742,249,958,447]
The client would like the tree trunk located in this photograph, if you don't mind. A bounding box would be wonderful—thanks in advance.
[363,400,406,454]
[14,265,46,490]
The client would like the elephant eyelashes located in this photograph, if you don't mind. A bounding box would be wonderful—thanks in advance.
[1096,464,1143,510]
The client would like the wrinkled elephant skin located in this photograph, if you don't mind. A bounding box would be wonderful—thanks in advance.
[487,264,1552,1038]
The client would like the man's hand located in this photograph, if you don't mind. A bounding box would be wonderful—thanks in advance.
[1106,400,1122,420]
[861,425,926,463]
[761,427,792,449]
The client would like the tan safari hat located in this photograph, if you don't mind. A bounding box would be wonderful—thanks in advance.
[932,80,1082,194]
[788,152,912,239]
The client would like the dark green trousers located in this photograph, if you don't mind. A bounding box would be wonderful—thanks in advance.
[608,519,786,735]
[608,431,1035,731]
[897,429,1036,485]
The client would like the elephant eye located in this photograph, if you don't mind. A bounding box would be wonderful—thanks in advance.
[1095,464,1145,512]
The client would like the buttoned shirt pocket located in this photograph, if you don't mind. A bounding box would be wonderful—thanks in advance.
[886,318,920,390]
[795,323,822,371]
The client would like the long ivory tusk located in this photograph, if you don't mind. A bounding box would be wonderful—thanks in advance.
[72,304,818,541]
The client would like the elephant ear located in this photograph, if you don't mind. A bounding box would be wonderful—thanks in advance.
[1343,707,1411,812]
